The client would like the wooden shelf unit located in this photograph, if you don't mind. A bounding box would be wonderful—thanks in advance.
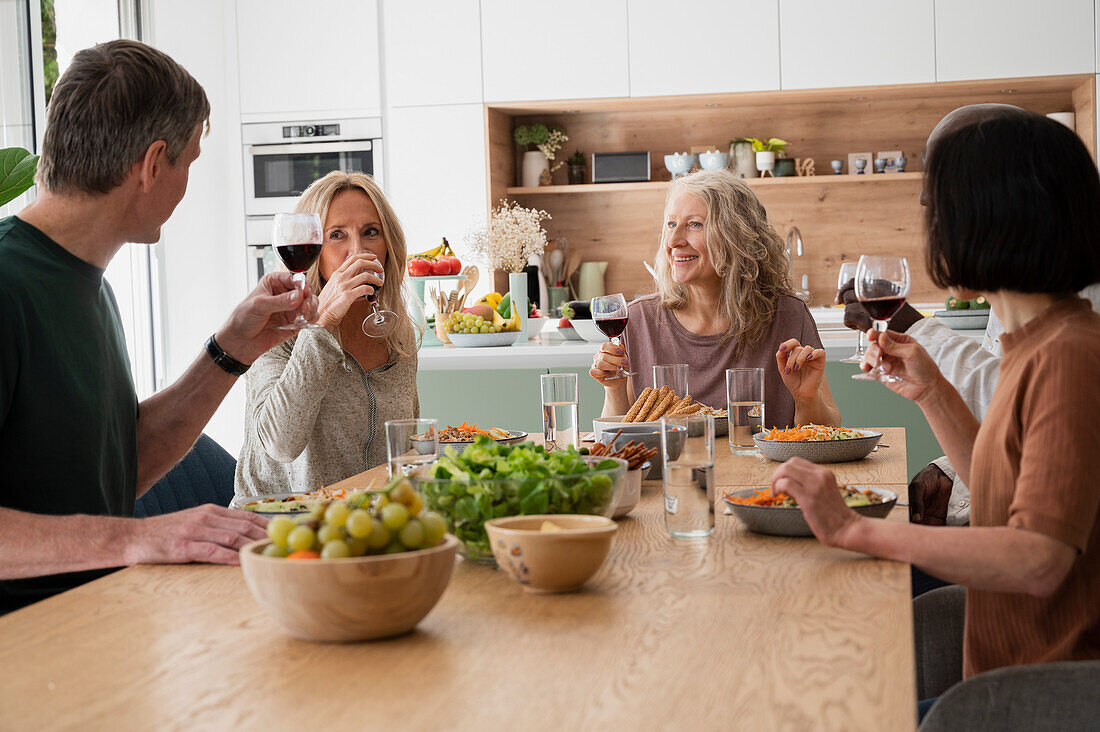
[485,75,1096,304]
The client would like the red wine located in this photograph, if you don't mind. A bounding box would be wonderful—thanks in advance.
[860,296,906,322]
[366,284,381,304]
[595,316,628,338]
[276,243,322,272]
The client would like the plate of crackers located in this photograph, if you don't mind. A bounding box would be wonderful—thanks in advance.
[592,386,728,437]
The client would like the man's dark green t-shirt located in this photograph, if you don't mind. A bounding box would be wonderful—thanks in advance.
[0,216,138,613]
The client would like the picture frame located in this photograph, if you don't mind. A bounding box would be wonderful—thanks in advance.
[876,150,904,174]
[847,152,873,176]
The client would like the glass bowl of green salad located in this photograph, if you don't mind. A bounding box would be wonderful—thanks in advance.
[412,437,626,563]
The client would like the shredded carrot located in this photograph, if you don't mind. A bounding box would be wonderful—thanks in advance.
[725,488,795,507]
[762,424,865,441]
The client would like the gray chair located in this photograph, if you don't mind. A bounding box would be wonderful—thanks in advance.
[915,584,1100,730]
[920,660,1100,731]
[914,584,966,699]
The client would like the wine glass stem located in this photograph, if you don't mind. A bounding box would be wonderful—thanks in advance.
[856,329,867,356]
[871,320,888,368]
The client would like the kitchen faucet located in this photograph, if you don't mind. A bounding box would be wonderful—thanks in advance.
[786,226,812,303]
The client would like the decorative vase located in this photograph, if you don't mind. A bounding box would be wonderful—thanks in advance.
[755,150,776,174]
[508,271,528,345]
[731,141,757,178]
[567,164,586,185]
[521,151,548,188]
[773,158,796,177]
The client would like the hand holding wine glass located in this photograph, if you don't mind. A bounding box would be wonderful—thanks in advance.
[836,261,867,364]
[314,252,384,332]
[852,255,910,383]
[361,269,398,338]
[591,293,635,380]
[272,213,325,331]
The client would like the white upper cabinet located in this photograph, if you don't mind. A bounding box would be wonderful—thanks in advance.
[384,104,486,259]
[628,0,780,96]
[382,0,483,107]
[236,0,381,118]
[779,0,935,89]
[480,0,629,102]
[935,0,1094,81]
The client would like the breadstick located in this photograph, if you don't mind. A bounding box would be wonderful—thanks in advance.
[633,387,661,422]
[669,397,695,415]
[666,394,692,415]
[674,401,702,415]
[648,389,678,421]
[638,386,671,422]
[623,388,653,422]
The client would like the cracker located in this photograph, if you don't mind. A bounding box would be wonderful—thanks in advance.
[623,388,652,422]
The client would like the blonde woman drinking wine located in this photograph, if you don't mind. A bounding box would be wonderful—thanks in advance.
[235,171,421,495]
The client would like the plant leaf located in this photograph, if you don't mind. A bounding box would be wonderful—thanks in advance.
[0,148,39,207]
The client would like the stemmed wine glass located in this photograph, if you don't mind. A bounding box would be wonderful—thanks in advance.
[273,213,324,331]
[361,270,398,338]
[837,261,867,364]
[851,255,910,383]
[591,293,635,380]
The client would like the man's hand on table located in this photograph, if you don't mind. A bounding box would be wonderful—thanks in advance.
[836,278,924,333]
[125,505,268,566]
[908,463,952,525]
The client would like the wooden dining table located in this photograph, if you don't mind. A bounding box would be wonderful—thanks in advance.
[0,428,915,730]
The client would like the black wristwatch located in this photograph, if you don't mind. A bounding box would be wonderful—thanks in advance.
[205,334,250,376]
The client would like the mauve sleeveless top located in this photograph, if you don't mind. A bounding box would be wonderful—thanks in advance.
[624,294,823,429]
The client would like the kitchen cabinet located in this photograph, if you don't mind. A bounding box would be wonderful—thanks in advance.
[480,0,629,102]
[235,0,381,119]
[384,103,486,258]
[778,0,935,89]
[382,0,482,106]
[627,0,780,97]
[935,0,1094,81]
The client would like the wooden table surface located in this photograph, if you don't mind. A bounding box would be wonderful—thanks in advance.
[0,429,915,731]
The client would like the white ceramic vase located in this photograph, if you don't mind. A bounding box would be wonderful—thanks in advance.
[508,271,528,345]
[755,151,776,174]
[521,151,548,188]
[731,142,757,178]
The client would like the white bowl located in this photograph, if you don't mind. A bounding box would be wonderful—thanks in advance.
[664,153,697,177]
[526,317,550,339]
[569,319,607,343]
[557,324,584,341]
[698,151,730,170]
[611,466,645,518]
[447,330,522,348]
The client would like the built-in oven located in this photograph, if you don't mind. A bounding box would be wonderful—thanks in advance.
[243,117,383,286]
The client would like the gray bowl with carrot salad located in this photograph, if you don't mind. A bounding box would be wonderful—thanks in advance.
[722,485,897,537]
[753,424,882,463]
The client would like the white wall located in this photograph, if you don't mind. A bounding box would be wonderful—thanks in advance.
[148,0,249,456]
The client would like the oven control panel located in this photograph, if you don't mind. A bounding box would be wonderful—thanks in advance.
[281,123,340,138]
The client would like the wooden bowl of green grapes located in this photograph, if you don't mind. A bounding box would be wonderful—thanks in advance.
[239,478,457,642]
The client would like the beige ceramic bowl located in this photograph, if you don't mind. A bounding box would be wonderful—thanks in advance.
[239,534,458,642]
[485,515,617,593]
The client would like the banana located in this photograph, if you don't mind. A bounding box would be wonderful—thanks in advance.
[412,237,447,259]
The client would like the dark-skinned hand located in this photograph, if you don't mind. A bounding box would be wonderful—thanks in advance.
[908,463,953,525]
[836,277,924,333]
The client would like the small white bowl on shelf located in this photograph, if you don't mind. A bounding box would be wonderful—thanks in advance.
[526,317,550,339]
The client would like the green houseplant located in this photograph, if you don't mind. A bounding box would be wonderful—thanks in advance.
[743,137,789,175]
[0,147,39,207]
[514,124,568,187]
[566,150,586,185]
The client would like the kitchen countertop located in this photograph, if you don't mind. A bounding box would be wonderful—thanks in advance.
[419,306,985,370]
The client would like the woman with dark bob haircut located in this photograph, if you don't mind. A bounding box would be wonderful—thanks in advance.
[768,113,1100,688]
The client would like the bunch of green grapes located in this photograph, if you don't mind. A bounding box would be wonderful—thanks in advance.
[263,478,447,560]
[444,312,504,335]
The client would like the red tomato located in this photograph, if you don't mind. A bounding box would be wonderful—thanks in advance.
[407,258,431,277]
[443,256,462,275]
[429,258,450,276]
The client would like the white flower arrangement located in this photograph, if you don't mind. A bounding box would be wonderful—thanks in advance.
[465,201,551,274]
[539,128,569,173]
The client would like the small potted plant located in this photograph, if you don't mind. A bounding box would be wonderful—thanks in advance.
[746,137,789,175]
[514,124,568,187]
[566,150,586,185]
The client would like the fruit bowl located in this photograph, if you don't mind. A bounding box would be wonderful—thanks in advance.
[485,515,617,593]
[239,535,458,642]
[447,331,522,348]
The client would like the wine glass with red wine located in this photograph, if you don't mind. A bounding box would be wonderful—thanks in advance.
[272,213,324,331]
[361,271,398,338]
[852,254,910,383]
[591,293,635,380]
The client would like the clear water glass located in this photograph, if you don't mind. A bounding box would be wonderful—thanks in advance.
[726,367,764,455]
[540,372,579,451]
[653,363,688,398]
[661,414,715,539]
[385,418,438,477]
[837,261,867,364]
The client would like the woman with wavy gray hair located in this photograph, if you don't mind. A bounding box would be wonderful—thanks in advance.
[235,171,421,495]
[591,169,840,428]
